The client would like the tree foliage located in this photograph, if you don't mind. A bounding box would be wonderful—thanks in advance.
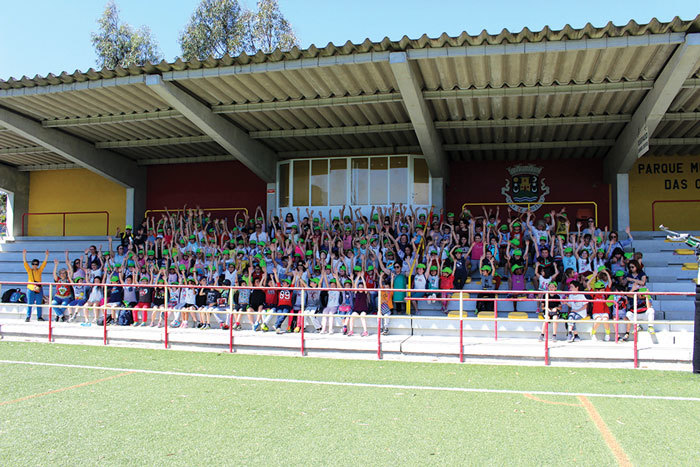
[91,1,162,69]
[179,0,298,60]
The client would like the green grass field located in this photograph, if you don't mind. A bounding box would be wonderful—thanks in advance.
[1,342,699,466]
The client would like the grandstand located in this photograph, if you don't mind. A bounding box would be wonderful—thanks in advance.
[1,17,699,368]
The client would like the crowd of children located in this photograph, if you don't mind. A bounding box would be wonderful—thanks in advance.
[23,204,651,341]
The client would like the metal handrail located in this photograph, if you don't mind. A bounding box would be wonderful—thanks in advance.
[145,207,249,218]
[21,211,109,236]
[461,201,599,226]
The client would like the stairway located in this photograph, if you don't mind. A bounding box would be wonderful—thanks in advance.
[629,231,697,320]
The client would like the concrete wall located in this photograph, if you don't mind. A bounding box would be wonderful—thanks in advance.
[628,154,700,231]
[27,169,125,236]
[445,159,611,227]
[146,161,266,223]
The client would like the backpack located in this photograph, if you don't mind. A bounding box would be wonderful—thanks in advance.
[476,292,494,312]
[10,290,27,303]
[117,309,133,326]
[1,288,17,303]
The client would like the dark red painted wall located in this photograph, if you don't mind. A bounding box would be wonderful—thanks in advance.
[147,161,266,221]
[445,159,611,227]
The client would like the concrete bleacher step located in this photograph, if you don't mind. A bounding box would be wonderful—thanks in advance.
[0,237,109,253]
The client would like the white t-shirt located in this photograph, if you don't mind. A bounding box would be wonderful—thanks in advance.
[413,274,426,291]
[566,293,588,318]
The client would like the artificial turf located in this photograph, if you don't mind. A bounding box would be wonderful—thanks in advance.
[1,341,699,465]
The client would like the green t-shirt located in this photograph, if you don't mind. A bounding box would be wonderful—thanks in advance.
[393,273,407,303]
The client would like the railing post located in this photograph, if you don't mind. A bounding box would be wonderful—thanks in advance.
[377,290,382,360]
[62,213,66,236]
[614,301,619,343]
[300,287,305,356]
[21,213,26,236]
[544,291,550,365]
[103,283,108,345]
[229,286,234,353]
[164,285,169,349]
[47,283,53,342]
[633,293,639,368]
[493,298,498,341]
[459,291,464,363]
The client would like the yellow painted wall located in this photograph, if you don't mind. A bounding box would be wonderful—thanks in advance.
[628,154,700,231]
[28,169,125,236]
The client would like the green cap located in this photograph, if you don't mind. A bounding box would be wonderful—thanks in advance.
[512,222,521,227]
[310,277,320,284]
[638,287,649,293]
[513,249,522,256]
[594,281,605,289]
[367,265,374,271]
[360,239,367,245]
[447,212,455,217]
[430,265,438,271]
[500,224,508,231]
[595,236,602,243]
[306,250,313,256]
[624,252,633,259]
[597,265,606,271]
[178,264,186,270]
[481,265,492,272]
[353,265,361,272]
[147,250,154,255]
[564,247,573,253]
[511,264,522,272]
[597,248,605,253]
[417,263,426,269]
[615,270,625,277]
[442,267,452,274]
[343,279,352,285]
[510,238,520,246]
[110,276,119,283]
[125,225,132,230]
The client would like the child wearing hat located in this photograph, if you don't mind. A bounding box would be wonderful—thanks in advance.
[623,287,655,340]
[538,281,562,342]
[438,266,455,312]
[589,274,612,342]
[132,269,154,327]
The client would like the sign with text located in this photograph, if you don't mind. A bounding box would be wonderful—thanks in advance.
[628,154,700,230]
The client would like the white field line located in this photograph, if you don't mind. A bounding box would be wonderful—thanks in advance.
[1,359,699,402]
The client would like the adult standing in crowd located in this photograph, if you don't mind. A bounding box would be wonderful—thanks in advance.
[22,248,49,322]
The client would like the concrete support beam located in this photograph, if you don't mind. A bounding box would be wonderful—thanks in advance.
[612,173,630,231]
[0,106,145,190]
[389,52,448,179]
[146,75,277,183]
[0,163,29,238]
[604,34,700,181]
[431,177,444,210]
[266,182,277,219]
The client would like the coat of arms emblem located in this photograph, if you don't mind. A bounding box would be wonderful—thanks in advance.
[500,165,550,213]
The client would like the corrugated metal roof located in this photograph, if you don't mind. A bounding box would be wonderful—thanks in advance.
[0,16,699,170]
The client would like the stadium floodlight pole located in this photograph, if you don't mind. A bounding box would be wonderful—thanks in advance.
[659,225,700,373]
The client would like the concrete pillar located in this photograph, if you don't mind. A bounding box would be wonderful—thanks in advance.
[0,164,30,238]
[266,182,277,219]
[612,173,630,231]
[125,186,147,232]
[431,177,444,210]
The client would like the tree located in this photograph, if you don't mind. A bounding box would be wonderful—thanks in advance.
[250,0,298,54]
[91,1,162,69]
[179,0,250,60]
[179,0,298,60]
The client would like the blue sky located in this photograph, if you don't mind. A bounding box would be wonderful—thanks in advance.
[0,0,698,79]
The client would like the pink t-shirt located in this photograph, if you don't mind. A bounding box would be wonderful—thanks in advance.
[343,234,353,250]
[470,242,484,260]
